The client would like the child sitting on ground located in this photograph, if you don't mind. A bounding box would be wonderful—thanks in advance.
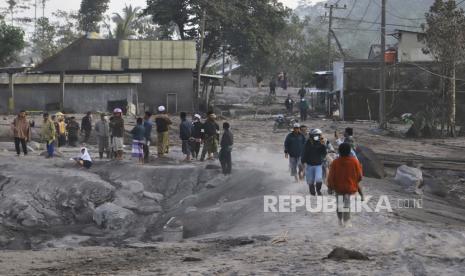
[72,147,93,169]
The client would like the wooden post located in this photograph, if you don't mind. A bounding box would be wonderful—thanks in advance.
[8,73,14,114]
[379,0,387,129]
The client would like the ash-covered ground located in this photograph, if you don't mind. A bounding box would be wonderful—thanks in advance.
[1,114,465,275]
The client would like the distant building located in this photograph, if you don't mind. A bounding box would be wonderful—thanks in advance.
[0,37,197,114]
[393,29,434,63]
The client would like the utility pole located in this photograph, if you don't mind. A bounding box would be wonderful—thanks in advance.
[325,3,346,70]
[196,10,206,112]
[379,0,387,129]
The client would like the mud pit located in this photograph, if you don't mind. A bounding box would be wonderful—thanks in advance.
[1,117,465,275]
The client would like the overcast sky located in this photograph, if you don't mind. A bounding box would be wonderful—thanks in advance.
[1,0,318,19]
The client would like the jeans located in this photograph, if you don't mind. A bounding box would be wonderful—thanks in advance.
[14,137,27,155]
[46,141,55,158]
[306,165,323,195]
[219,148,232,174]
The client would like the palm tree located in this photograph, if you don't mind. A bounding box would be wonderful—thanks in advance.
[112,5,140,40]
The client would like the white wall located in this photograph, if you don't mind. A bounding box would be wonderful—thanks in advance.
[398,32,434,62]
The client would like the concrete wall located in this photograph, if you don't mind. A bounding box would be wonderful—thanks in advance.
[138,70,193,113]
[64,84,136,113]
[0,83,136,114]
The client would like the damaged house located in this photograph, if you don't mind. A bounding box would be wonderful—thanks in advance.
[0,37,196,114]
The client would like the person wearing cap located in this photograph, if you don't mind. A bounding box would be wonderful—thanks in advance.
[11,110,31,156]
[179,112,192,161]
[81,111,93,143]
[154,106,172,157]
[109,108,125,160]
[191,114,203,160]
[200,112,219,161]
[143,111,153,162]
[66,117,80,147]
[41,113,56,158]
[95,113,110,159]
[301,128,327,195]
[219,122,234,175]
[299,98,309,121]
[284,123,306,182]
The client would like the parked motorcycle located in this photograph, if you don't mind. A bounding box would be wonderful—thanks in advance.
[273,114,297,132]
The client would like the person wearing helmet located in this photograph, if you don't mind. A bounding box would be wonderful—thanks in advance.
[154,106,172,157]
[109,108,125,160]
[301,128,327,195]
[284,123,306,182]
[191,114,203,160]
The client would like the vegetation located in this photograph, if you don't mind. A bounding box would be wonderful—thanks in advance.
[78,0,110,33]
[424,0,465,137]
[0,18,25,66]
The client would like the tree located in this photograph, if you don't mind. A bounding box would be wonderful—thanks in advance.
[112,5,140,40]
[0,18,25,66]
[52,10,81,50]
[32,17,58,61]
[424,0,465,136]
[144,0,291,77]
[5,0,32,26]
[78,0,110,33]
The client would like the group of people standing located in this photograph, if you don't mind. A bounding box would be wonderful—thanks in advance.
[284,125,364,227]
[283,86,310,122]
[10,107,234,175]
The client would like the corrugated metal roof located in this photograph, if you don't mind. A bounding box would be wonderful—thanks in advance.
[0,73,142,84]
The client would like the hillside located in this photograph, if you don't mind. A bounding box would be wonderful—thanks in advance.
[294,0,459,58]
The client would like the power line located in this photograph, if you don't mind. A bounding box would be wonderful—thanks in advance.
[333,16,423,29]
[372,0,425,21]
[405,62,465,82]
[343,0,358,19]
[332,27,379,32]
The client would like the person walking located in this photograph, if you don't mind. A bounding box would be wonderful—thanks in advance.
[143,111,153,163]
[154,106,172,157]
[299,98,309,122]
[11,110,31,156]
[130,117,146,164]
[335,127,357,158]
[109,108,125,160]
[327,143,364,227]
[301,129,327,195]
[179,112,192,161]
[298,85,306,99]
[41,113,56,158]
[284,123,306,183]
[95,113,110,159]
[284,94,294,114]
[219,122,234,175]
[200,112,219,161]
[191,114,203,160]
[269,78,276,96]
[81,112,92,143]
[66,117,80,147]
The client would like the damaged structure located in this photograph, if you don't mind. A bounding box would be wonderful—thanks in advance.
[0,37,197,114]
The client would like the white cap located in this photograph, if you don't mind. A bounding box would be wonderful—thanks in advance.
[113,108,122,113]
[158,106,166,112]
[293,123,301,128]
[194,114,201,120]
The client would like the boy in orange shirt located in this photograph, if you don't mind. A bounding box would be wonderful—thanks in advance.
[327,143,364,227]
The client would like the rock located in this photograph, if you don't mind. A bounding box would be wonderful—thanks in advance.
[185,206,198,213]
[355,145,385,179]
[39,151,64,157]
[117,180,145,196]
[325,247,369,261]
[182,256,202,262]
[143,191,164,202]
[93,203,135,231]
[206,183,217,189]
[423,178,448,198]
[395,165,423,192]
[205,164,221,170]
[28,141,43,151]
[113,190,139,210]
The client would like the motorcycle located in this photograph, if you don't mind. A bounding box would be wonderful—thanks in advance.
[273,114,297,132]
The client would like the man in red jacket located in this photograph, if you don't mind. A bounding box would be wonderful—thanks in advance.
[328,143,364,227]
